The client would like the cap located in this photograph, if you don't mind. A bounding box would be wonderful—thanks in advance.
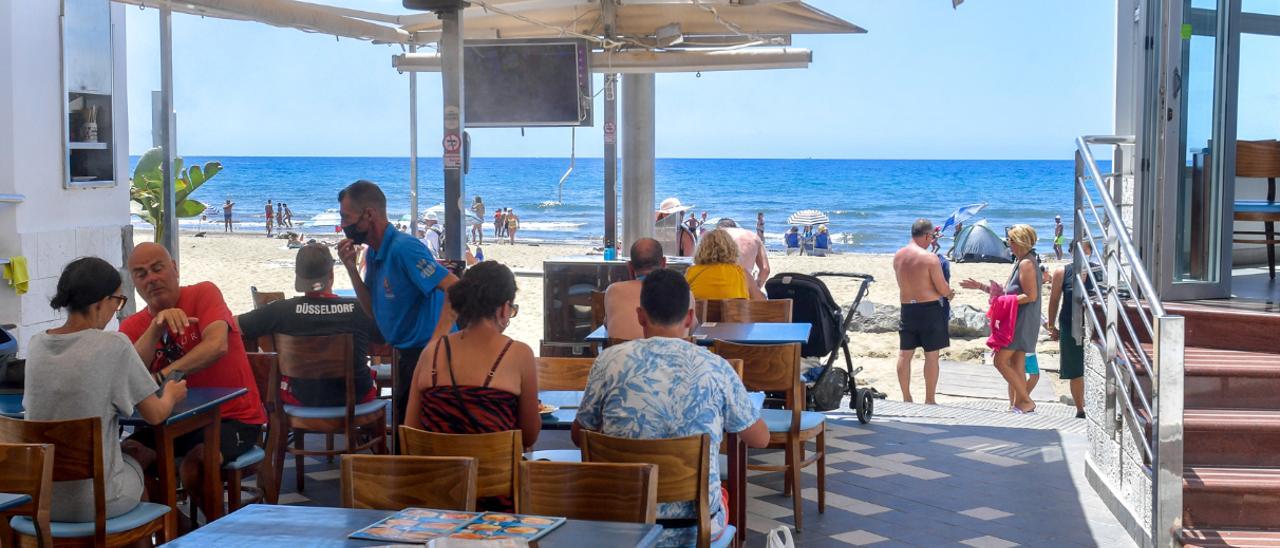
[294,243,335,293]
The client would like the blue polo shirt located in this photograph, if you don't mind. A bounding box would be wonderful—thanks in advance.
[364,228,449,350]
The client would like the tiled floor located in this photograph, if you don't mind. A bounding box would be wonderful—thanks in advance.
[259,401,1135,547]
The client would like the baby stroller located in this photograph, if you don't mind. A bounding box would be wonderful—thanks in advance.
[765,272,878,423]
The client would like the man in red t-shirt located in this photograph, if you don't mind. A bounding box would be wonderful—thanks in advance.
[120,243,267,514]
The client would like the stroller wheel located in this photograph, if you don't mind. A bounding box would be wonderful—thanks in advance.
[855,389,873,424]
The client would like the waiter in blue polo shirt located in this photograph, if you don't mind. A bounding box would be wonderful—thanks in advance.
[336,180,459,433]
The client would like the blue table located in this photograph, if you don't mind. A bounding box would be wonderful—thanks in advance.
[161,504,663,547]
[2,388,247,426]
[586,322,812,346]
[334,288,356,298]
[0,493,31,511]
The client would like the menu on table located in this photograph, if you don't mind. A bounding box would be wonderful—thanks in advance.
[349,508,565,544]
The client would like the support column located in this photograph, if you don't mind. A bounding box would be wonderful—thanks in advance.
[603,74,618,256]
[158,7,178,260]
[408,43,420,237]
[438,9,465,262]
[621,73,655,251]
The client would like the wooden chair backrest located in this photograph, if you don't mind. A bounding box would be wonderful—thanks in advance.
[398,426,522,503]
[341,455,477,511]
[590,291,607,330]
[1237,140,1280,179]
[250,286,285,309]
[245,352,276,409]
[725,358,744,380]
[0,416,107,543]
[0,443,54,545]
[519,461,657,524]
[535,357,594,391]
[696,300,722,323]
[581,431,712,547]
[712,341,805,437]
[274,334,354,381]
[720,298,793,323]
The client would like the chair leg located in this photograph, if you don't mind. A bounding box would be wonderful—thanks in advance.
[294,431,306,493]
[789,438,804,532]
[267,424,286,504]
[326,433,336,463]
[817,430,826,514]
[227,468,243,513]
[1268,221,1276,280]
[782,441,794,497]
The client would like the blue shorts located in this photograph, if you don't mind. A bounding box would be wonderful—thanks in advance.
[1024,353,1040,375]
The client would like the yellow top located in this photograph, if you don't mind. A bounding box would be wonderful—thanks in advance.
[685,263,751,301]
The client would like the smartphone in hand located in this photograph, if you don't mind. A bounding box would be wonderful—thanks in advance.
[155,370,186,397]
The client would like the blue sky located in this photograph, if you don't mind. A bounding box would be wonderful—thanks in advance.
[124,1,1116,160]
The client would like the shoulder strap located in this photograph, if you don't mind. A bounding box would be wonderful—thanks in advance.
[483,340,515,388]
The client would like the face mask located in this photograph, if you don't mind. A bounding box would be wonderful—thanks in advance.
[342,217,368,245]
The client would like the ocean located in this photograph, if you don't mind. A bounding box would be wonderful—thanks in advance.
[131,156,1087,254]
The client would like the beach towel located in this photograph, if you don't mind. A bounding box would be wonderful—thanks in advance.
[3,256,28,295]
[986,294,1019,351]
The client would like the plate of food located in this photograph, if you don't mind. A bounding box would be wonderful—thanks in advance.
[538,403,559,415]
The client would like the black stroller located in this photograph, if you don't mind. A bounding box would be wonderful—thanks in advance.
[764,272,878,424]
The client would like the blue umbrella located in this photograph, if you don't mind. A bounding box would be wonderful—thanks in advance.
[939,202,987,235]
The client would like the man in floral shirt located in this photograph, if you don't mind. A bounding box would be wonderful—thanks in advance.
[573,269,768,547]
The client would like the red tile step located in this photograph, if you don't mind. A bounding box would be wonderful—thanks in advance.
[1181,528,1280,548]
[1185,409,1280,467]
[1184,467,1280,529]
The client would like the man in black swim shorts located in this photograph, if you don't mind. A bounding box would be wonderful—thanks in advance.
[892,219,954,404]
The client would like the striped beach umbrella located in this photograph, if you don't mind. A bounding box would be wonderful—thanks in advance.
[787,210,830,227]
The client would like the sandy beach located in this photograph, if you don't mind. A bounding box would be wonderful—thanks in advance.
[146,228,1068,404]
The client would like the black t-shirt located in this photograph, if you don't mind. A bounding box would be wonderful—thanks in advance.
[238,296,375,406]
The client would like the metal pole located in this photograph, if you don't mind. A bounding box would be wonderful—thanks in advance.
[1153,314,1184,548]
[439,9,465,261]
[158,7,178,261]
[603,74,618,257]
[409,43,420,237]
[621,74,655,250]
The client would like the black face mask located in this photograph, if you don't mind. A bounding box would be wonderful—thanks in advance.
[342,219,369,245]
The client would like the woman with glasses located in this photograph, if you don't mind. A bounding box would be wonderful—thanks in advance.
[404,261,539,472]
[22,257,188,521]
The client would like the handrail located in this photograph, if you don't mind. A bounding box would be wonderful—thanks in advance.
[0,194,24,204]
[1075,135,1183,548]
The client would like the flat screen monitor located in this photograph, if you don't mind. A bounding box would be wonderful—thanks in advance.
[463,39,592,128]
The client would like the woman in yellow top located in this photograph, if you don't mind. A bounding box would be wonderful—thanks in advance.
[685,229,767,301]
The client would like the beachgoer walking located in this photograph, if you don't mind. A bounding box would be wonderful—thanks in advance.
[276,203,285,229]
[420,212,442,257]
[961,224,1041,413]
[222,199,234,232]
[892,219,954,405]
[756,212,766,240]
[717,219,771,289]
[954,221,964,240]
[929,227,942,253]
[1046,239,1096,418]
[494,208,505,240]
[265,200,274,237]
[283,203,294,228]
[471,196,485,245]
[335,180,460,436]
[506,208,519,245]
[1052,215,1065,260]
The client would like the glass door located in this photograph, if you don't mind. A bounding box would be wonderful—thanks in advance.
[1150,0,1238,300]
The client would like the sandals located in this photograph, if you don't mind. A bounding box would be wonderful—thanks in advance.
[1009,405,1037,415]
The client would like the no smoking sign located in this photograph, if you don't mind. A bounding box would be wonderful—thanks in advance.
[443,134,462,152]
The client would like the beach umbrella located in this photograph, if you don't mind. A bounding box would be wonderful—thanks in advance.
[787,210,830,227]
[938,202,987,235]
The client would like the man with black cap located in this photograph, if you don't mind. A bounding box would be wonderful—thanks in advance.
[237,243,378,406]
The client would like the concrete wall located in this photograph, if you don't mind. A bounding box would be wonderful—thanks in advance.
[0,1,130,355]
[1083,316,1153,547]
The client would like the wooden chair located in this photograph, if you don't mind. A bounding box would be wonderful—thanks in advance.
[341,455,477,511]
[695,300,722,323]
[398,427,522,510]
[519,461,657,524]
[0,443,54,548]
[269,334,389,495]
[535,357,594,391]
[590,290,607,331]
[223,352,276,512]
[1233,140,1280,279]
[720,298,792,323]
[248,287,286,351]
[0,417,169,547]
[581,431,725,548]
[711,341,823,531]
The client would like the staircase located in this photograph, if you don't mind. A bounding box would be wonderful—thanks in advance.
[1127,303,1280,547]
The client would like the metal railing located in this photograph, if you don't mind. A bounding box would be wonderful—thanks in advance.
[1074,135,1184,548]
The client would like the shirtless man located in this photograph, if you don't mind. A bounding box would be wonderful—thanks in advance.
[718,218,771,288]
[604,238,666,341]
[892,219,954,404]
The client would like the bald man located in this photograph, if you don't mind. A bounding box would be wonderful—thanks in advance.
[605,239,667,341]
[120,243,266,517]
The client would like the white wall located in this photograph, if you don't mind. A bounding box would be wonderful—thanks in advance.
[0,1,130,355]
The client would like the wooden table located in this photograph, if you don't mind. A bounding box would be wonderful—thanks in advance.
[123,387,248,540]
[537,390,763,547]
[161,504,663,547]
[585,322,812,346]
